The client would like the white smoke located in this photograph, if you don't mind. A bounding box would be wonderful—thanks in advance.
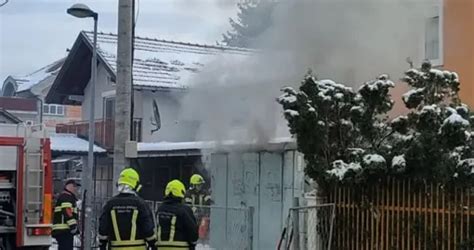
[179,0,435,143]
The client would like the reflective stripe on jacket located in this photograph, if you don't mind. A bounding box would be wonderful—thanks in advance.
[52,190,78,235]
[184,188,211,206]
[99,193,156,250]
[156,197,198,249]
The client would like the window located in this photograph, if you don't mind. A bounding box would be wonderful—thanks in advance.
[425,16,440,61]
[43,104,65,116]
[104,97,115,121]
[43,105,48,114]
[49,105,56,114]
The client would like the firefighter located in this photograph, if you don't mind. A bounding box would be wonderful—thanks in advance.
[98,168,157,250]
[52,179,80,250]
[185,174,212,208]
[156,180,198,250]
[185,174,212,241]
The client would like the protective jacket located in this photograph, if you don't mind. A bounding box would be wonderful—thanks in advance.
[52,190,78,236]
[98,193,157,250]
[156,197,198,249]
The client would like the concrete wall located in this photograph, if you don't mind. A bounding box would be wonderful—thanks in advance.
[210,149,305,250]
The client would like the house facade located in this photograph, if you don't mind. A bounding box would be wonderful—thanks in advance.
[48,32,252,147]
[1,58,82,131]
[46,31,252,200]
[391,0,474,115]
[443,0,474,107]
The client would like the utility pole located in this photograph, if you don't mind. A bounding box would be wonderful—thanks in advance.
[113,0,133,193]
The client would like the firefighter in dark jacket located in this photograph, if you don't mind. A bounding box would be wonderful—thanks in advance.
[185,174,212,241]
[185,174,212,209]
[156,179,198,250]
[52,179,80,250]
[98,168,157,250]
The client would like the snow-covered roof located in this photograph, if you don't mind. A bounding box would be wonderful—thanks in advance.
[83,32,253,90]
[137,137,295,155]
[50,133,106,154]
[11,58,65,93]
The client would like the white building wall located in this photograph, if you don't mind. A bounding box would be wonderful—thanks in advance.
[140,90,197,142]
[81,62,196,143]
[82,64,115,120]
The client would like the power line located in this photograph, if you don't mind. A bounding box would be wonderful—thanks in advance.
[0,0,9,7]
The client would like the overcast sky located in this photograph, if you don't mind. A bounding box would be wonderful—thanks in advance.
[0,0,238,82]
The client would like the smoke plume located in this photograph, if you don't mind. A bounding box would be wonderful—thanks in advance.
[179,0,435,143]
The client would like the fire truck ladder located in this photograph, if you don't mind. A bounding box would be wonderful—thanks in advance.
[23,128,45,225]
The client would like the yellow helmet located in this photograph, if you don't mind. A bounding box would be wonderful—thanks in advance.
[118,168,140,189]
[190,174,205,185]
[165,180,186,198]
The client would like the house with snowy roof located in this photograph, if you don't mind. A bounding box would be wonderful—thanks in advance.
[1,58,82,131]
[44,32,312,249]
[46,31,254,199]
[47,31,252,146]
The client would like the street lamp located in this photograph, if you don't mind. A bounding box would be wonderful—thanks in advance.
[67,3,98,19]
[67,3,98,250]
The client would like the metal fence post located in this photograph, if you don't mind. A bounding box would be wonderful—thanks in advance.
[248,206,255,250]
[292,197,300,250]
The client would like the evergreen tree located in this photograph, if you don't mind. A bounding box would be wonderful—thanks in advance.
[393,61,473,185]
[277,73,395,187]
[221,0,277,48]
[278,61,473,189]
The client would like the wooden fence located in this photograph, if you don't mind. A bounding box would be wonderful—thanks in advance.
[327,179,473,250]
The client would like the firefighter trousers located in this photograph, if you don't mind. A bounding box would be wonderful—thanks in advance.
[55,232,74,250]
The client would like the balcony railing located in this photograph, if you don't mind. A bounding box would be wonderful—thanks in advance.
[56,118,142,150]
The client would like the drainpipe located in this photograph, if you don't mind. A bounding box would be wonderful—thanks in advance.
[36,96,43,125]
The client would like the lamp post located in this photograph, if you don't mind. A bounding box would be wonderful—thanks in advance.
[67,4,98,249]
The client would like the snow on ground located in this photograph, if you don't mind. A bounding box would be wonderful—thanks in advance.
[196,244,216,250]
[49,241,215,250]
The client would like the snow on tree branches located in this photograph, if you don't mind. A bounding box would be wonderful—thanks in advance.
[278,61,473,188]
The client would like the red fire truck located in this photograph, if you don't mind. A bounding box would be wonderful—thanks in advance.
[0,124,52,249]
